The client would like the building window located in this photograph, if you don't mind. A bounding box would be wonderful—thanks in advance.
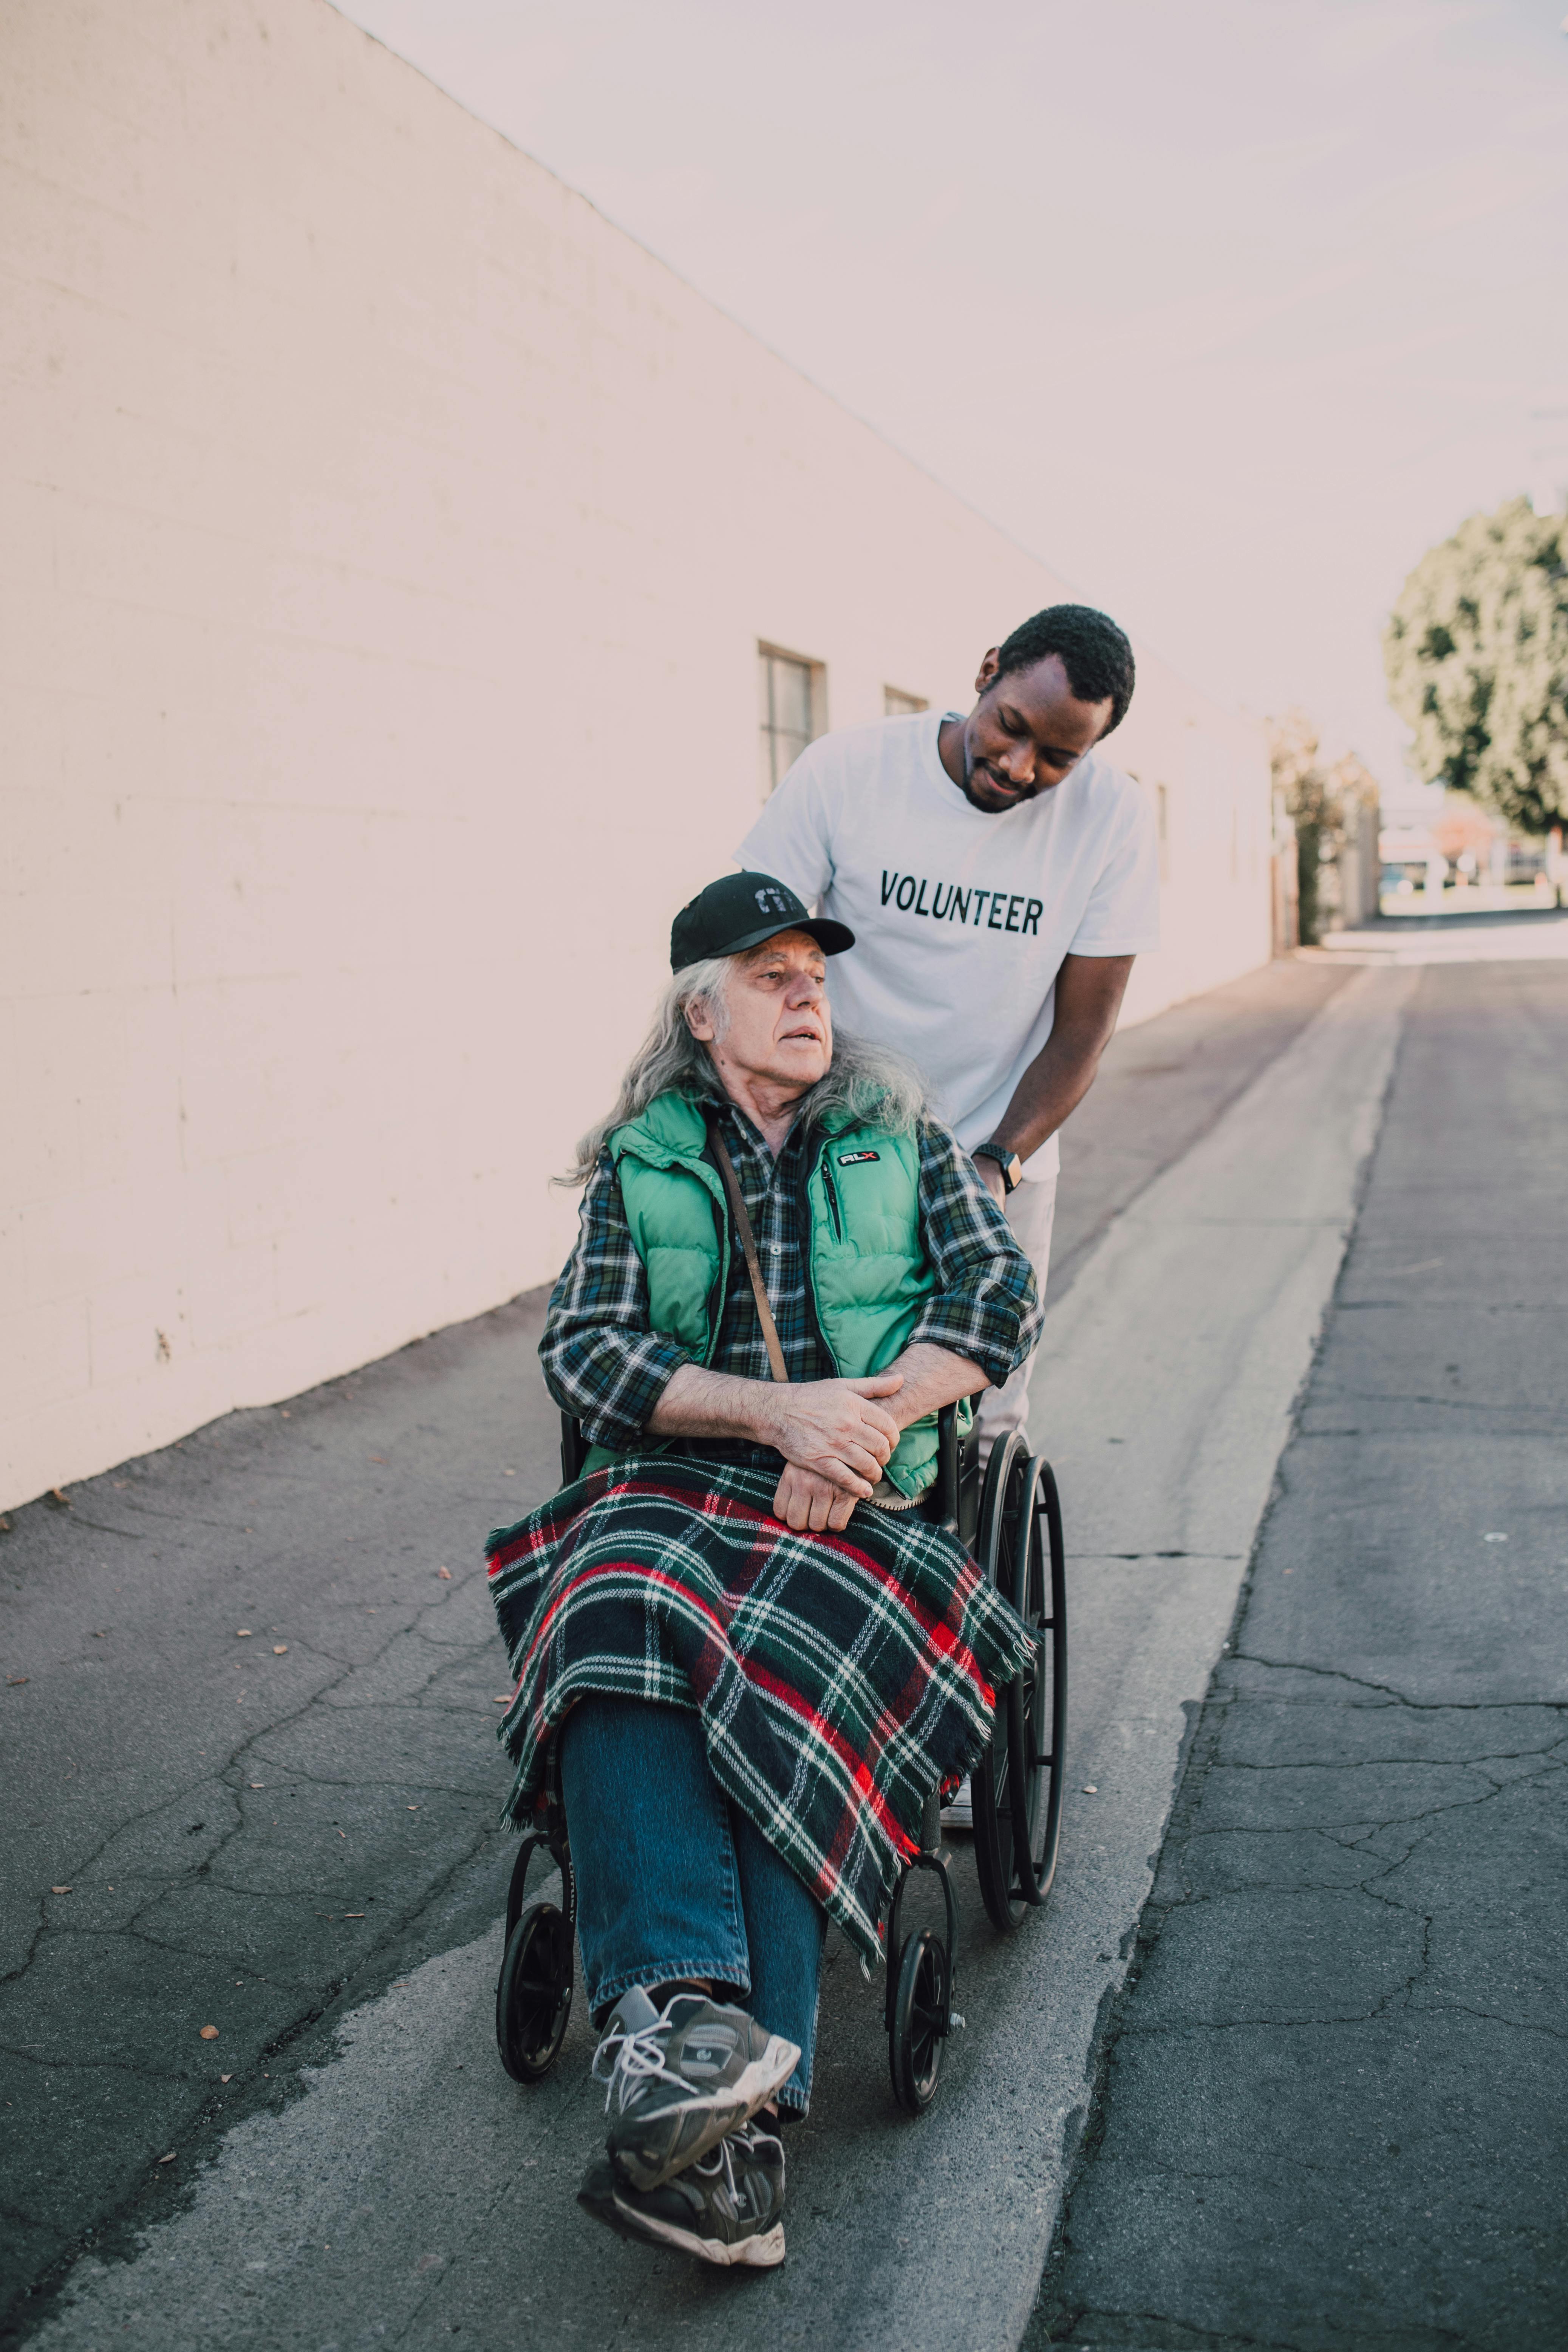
[885,687,928,716]
[758,646,824,796]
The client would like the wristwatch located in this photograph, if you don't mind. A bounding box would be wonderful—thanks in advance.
[973,1140,1024,1193]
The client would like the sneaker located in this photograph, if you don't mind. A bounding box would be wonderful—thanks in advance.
[579,2120,786,2268]
[940,1775,974,1831]
[592,1986,799,2192]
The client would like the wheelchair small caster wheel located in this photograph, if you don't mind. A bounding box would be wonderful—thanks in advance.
[496,1898,573,2082]
[888,1927,949,2115]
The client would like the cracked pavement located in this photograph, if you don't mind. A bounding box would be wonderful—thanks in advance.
[1030,953,1568,2352]
[0,1307,566,2335]
[3,952,1378,2348]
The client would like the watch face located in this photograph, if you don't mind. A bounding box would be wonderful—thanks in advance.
[977,1143,1022,1190]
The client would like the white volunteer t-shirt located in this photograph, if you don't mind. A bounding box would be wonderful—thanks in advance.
[736,711,1160,1180]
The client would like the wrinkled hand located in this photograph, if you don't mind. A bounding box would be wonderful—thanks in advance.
[772,1463,861,1532]
[761,1373,903,1499]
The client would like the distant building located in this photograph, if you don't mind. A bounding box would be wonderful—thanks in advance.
[1378,800,1563,912]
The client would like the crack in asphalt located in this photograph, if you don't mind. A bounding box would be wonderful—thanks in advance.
[1182,1764,1558,1849]
[0,2044,192,2086]
[26,1514,150,1543]
[1203,1744,1562,1772]
[6,1584,500,1996]
[1231,1653,1568,1713]
[1410,2000,1568,2043]
[21,1923,306,1990]
[1040,2302,1313,2352]
[1304,1383,1568,1424]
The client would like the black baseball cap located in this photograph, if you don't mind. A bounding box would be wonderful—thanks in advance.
[670,872,855,971]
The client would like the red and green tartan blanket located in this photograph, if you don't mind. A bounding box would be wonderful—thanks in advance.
[484,1454,1032,1965]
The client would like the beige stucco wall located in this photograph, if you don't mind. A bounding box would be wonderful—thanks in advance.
[0,0,1271,1510]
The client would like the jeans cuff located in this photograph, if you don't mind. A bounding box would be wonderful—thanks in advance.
[588,1958,750,2021]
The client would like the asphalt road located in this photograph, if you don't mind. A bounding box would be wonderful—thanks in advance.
[1,952,1386,2348]
[1030,951,1568,2351]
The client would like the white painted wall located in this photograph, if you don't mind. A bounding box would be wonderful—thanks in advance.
[0,0,1271,1510]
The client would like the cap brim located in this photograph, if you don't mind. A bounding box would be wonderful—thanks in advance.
[716,916,855,959]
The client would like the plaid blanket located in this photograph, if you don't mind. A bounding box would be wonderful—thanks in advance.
[485,1455,1033,1965]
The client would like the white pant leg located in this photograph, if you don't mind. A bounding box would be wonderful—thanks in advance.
[975,1174,1058,1454]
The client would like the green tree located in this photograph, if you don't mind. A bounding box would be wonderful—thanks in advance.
[1384,496,1568,836]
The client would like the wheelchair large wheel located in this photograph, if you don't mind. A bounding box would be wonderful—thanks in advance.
[496,1899,574,2081]
[1007,1456,1067,1908]
[496,1831,576,2083]
[888,1928,948,2115]
[972,1437,1066,1931]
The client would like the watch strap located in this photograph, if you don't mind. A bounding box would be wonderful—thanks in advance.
[973,1140,1022,1191]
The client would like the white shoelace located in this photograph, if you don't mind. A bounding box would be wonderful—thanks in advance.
[694,2123,773,2210]
[592,2018,678,2117]
[694,2131,743,2201]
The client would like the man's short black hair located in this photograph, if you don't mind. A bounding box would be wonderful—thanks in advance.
[992,604,1136,735]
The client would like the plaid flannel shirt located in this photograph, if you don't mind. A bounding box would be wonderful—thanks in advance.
[541,1088,1041,1459]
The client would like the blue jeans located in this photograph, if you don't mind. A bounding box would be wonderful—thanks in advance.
[558,1695,827,2115]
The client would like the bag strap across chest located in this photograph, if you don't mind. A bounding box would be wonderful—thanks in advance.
[705,1117,790,1386]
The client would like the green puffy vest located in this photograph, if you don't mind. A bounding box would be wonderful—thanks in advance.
[584,1090,963,1499]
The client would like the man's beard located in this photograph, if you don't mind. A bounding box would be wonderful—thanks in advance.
[963,735,1030,809]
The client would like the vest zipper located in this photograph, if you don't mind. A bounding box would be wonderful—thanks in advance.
[821,1158,843,1242]
[796,1137,838,1376]
[698,1123,731,1367]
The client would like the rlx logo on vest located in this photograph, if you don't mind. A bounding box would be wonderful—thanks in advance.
[880,871,1044,935]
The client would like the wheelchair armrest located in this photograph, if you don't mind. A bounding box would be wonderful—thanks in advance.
[933,1402,962,1533]
[560,1412,588,1486]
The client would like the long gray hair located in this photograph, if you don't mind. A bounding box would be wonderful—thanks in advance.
[561,956,928,1185]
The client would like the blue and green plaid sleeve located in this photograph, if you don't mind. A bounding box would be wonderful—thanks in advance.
[538,1155,693,1449]
[906,1118,1042,1387]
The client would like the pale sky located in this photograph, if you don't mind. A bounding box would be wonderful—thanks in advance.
[336,0,1568,810]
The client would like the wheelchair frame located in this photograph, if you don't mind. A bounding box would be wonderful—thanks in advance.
[494,1407,1067,2115]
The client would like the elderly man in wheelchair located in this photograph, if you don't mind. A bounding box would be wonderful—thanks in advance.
[485,871,1041,2270]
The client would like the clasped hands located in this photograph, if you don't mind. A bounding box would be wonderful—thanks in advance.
[761,1373,905,1532]
[647,1350,985,1534]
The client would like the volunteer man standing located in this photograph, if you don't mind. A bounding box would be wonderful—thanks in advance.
[737,602,1158,1457]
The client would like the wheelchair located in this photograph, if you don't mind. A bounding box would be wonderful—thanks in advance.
[494,1406,1067,2117]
